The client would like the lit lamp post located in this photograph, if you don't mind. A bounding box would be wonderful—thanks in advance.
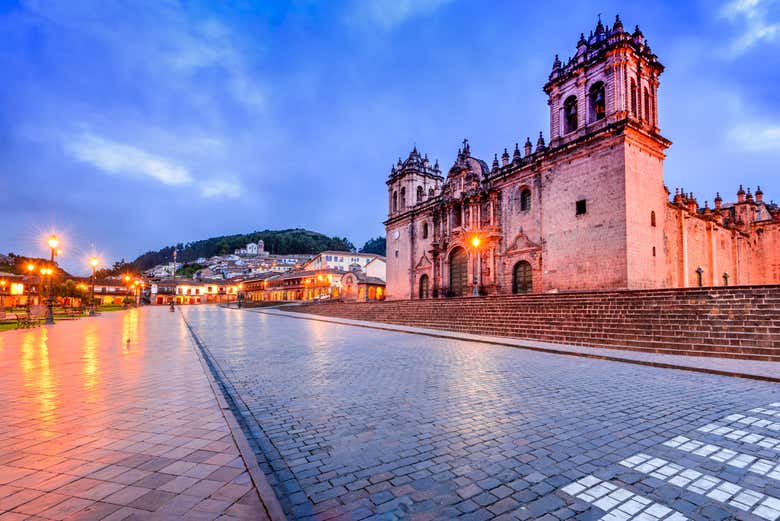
[123,275,131,308]
[89,257,99,316]
[170,248,177,312]
[45,235,59,325]
[0,279,6,308]
[470,235,482,297]
[26,263,35,308]
[134,280,143,307]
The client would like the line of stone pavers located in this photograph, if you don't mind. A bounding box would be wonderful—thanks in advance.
[291,285,780,361]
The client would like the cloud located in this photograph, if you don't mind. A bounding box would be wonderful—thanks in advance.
[728,122,780,152]
[347,0,453,30]
[201,179,242,198]
[64,134,192,185]
[165,19,266,112]
[720,0,779,55]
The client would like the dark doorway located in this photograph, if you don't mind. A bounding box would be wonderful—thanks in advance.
[419,275,429,299]
[512,261,533,294]
[449,247,469,297]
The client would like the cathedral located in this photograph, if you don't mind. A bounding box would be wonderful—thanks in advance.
[384,16,780,300]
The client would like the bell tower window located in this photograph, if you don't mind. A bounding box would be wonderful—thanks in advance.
[400,187,406,209]
[392,191,397,213]
[564,95,578,134]
[643,88,650,122]
[630,79,638,117]
[589,82,606,122]
[417,186,423,203]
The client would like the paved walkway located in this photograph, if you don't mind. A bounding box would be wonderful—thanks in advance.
[265,308,780,382]
[183,305,780,521]
[0,307,272,520]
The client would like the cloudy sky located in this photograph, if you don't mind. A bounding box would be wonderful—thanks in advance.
[1,0,778,274]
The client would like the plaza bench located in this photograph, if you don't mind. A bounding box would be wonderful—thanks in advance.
[59,307,85,319]
[16,306,48,328]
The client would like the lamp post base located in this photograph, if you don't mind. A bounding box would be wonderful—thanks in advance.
[45,301,55,324]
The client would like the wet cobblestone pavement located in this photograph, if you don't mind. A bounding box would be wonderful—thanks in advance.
[182,306,780,521]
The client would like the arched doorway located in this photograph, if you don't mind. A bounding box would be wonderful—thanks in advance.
[449,247,468,297]
[419,275,429,299]
[512,261,533,294]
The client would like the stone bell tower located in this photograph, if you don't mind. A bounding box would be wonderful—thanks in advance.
[385,147,443,299]
[541,16,672,289]
[545,15,664,148]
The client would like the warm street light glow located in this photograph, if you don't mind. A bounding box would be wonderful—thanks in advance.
[27,263,35,272]
[90,257,99,268]
[124,275,131,282]
[471,236,481,248]
[48,235,59,249]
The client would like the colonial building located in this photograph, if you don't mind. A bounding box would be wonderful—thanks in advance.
[303,251,386,273]
[384,16,780,300]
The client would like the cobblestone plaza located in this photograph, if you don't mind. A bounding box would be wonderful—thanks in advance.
[182,306,780,520]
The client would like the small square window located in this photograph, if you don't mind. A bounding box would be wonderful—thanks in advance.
[576,199,587,215]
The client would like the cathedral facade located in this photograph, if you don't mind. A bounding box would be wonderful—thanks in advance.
[384,16,780,300]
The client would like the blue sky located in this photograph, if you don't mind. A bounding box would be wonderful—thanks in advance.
[1,0,778,274]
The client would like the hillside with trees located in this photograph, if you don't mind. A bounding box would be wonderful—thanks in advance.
[130,229,356,271]
[359,236,386,256]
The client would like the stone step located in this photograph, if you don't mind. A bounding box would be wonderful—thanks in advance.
[291,286,780,360]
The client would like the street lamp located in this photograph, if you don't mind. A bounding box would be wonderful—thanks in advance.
[45,235,59,325]
[26,263,35,308]
[89,257,99,316]
[470,235,481,297]
[0,279,6,308]
[133,280,142,307]
[123,275,131,308]
[170,248,177,312]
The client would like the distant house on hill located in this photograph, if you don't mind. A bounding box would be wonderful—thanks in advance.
[235,240,266,257]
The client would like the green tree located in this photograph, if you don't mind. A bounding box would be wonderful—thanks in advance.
[360,236,386,256]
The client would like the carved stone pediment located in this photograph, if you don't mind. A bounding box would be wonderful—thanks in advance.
[507,230,541,253]
[416,253,433,269]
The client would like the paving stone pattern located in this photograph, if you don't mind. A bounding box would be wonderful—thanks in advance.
[0,307,268,520]
[182,306,780,520]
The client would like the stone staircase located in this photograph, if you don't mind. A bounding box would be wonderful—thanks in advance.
[291,286,780,361]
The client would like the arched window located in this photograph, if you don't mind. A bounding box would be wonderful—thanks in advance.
[649,92,655,126]
[417,186,423,203]
[400,187,406,209]
[564,95,578,133]
[643,88,650,122]
[428,188,435,198]
[589,82,606,122]
[520,188,531,212]
[630,79,638,116]
[419,275,429,299]
[651,211,656,227]
[453,202,462,227]
[422,222,429,239]
[392,191,397,212]
[512,261,533,294]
